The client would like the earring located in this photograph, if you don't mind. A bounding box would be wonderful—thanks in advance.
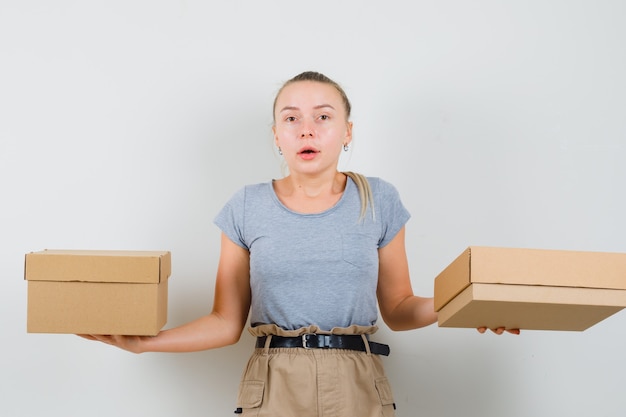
[343,144,349,152]
[278,147,283,155]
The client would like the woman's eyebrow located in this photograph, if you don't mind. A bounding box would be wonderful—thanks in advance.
[279,104,336,113]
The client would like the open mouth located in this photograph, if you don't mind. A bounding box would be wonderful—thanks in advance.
[298,147,319,155]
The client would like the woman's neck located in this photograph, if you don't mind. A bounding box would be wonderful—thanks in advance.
[273,171,347,213]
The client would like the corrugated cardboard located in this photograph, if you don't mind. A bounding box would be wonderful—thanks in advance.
[434,246,626,331]
[25,250,171,335]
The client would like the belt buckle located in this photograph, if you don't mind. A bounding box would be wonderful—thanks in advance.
[302,333,315,349]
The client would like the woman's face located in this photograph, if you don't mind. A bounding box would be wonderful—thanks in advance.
[273,81,352,176]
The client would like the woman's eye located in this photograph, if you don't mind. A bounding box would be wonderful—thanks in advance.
[319,114,329,120]
[285,116,296,122]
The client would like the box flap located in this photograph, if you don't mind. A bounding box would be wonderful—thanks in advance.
[24,250,171,284]
[434,247,471,311]
[469,246,626,289]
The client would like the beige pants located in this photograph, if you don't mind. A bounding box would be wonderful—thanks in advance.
[235,324,396,417]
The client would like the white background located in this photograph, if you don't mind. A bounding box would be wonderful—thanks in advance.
[2,1,626,416]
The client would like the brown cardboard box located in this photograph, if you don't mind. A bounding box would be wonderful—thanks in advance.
[434,246,626,331]
[25,249,171,335]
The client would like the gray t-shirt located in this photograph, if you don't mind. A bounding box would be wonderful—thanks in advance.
[214,176,410,331]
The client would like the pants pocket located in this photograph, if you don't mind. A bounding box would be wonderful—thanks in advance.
[374,377,396,417]
[236,380,264,416]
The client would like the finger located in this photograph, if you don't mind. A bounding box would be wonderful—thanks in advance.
[477,327,487,334]
[88,334,114,344]
[492,327,521,335]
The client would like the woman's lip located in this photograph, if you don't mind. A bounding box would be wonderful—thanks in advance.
[298,149,319,160]
[297,146,319,154]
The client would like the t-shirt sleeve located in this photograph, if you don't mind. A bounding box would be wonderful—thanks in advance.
[376,178,411,248]
[213,187,249,250]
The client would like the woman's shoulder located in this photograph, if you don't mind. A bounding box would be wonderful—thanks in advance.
[223,181,272,205]
[231,180,272,194]
[361,175,399,194]
[243,180,272,193]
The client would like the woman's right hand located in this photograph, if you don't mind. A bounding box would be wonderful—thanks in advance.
[78,334,147,354]
[477,327,521,335]
[76,233,252,354]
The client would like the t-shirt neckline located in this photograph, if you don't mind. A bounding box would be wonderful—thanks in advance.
[269,177,353,217]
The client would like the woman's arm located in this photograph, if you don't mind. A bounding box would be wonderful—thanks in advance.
[376,227,437,331]
[376,227,519,335]
[81,233,252,353]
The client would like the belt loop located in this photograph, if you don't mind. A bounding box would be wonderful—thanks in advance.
[360,334,371,355]
[263,334,273,354]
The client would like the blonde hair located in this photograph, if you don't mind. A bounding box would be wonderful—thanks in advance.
[344,171,375,221]
[274,72,374,221]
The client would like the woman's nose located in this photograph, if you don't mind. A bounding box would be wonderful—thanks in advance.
[300,120,314,138]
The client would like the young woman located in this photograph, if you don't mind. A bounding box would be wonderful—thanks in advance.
[82,71,516,416]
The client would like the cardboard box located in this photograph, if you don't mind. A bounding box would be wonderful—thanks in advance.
[434,246,626,331]
[25,249,171,335]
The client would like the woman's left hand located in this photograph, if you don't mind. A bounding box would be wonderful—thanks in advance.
[477,327,521,335]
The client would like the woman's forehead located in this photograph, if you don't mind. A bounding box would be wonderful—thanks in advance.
[276,81,345,110]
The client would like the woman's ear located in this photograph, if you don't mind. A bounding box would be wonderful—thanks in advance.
[344,121,353,145]
[272,125,279,148]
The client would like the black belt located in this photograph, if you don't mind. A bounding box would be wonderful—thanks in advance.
[256,334,390,356]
